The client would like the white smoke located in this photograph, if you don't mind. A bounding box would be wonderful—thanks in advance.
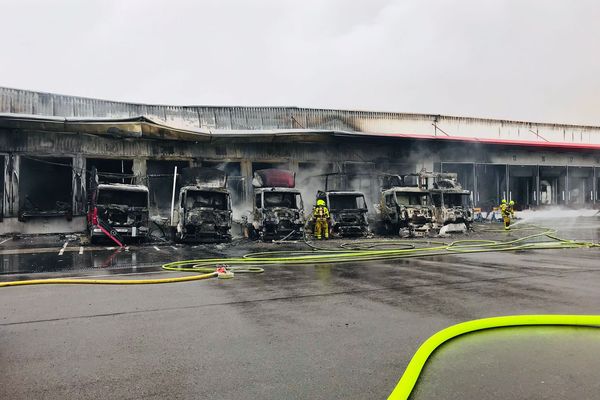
[517,207,598,222]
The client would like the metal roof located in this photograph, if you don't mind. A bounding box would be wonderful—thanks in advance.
[2,87,600,150]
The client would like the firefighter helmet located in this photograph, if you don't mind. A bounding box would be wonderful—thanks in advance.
[317,199,326,206]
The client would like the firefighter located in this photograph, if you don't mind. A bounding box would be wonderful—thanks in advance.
[313,199,330,240]
[500,199,511,230]
[509,200,516,218]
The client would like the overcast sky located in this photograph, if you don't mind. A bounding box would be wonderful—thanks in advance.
[1,0,599,124]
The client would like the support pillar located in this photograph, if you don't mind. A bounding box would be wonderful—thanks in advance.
[421,160,436,173]
[289,160,299,175]
[240,159,253,205]
[594,167,597,204]
[472,163,477,206]
[536,165,540,207]
[5,154,19,217]
[72,155,86,215]
[132,158,147,186]
[566,165,570,203]
[506,164,510,202]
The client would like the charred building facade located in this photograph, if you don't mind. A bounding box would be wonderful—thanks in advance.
[1,87,600,234]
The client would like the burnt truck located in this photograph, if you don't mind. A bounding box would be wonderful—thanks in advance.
[88,183,150,244]
[312,172,370,237]
[171,167,232,243]
[378,174,434,237]
[247,169,305,241]
[317,190,369,237]
[430,174,474,232]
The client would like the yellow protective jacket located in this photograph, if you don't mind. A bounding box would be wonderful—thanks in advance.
[500,203,511,217]
[313,205,330,219]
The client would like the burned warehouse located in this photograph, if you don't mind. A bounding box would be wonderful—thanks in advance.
[1,87,600,236]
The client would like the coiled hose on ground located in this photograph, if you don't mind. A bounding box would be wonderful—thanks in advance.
[0,224,597,288]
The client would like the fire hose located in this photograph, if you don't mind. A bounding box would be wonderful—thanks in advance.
[386,314,600,400]
[0,224,598,288]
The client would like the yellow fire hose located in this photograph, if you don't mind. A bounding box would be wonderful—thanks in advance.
[0,224,597,288]
[0,271,219,287]
[387,314,600,400]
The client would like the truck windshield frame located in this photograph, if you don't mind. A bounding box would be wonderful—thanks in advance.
[97,188,148,208]
[263,191,302,209]
[443,193,472,207]
[395,192,427,206]
[185,190,229,211]
[328,194,367,210]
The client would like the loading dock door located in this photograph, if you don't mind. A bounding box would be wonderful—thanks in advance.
[202,161,245,208]
[441,163,475,194]
[147,160,191,217]
[18,156,73,220]
[508,165,537,210]
[474,164,507,210]
[539,166,567,205]
[567,166,594,205]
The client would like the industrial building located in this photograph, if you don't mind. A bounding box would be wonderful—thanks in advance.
[1,87,599,234]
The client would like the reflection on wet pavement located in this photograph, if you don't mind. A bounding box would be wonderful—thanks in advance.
[0,217,598,279]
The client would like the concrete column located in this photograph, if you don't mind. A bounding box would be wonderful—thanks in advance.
[72,155,86,215]
[132,158,147,186]
[6,154,19,217]
[288,160,299,174]
[566,165,570,203]
[473,163,478,207]
[536,165,540,207]
[594,167,597,204]
[2,155,7,220]
[419,160,436,173]
[240,159,253,205]
[506,164,510,202]
[496,168,501,204]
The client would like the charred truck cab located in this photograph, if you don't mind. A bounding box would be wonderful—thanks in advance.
[430,173,474,231]
[172,168,232,243]
[317,190,369,237]
[89,183,150,243]
[378,174,434,237]
[249,169,305,241]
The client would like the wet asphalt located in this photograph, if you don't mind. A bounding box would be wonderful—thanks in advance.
[0,219,599,399]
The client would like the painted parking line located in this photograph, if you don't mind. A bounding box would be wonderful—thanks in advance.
[58,241,68,256]
[0,238,12,246]
[79,246,84,255]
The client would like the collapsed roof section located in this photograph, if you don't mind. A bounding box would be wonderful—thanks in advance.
[0,113,334,143]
